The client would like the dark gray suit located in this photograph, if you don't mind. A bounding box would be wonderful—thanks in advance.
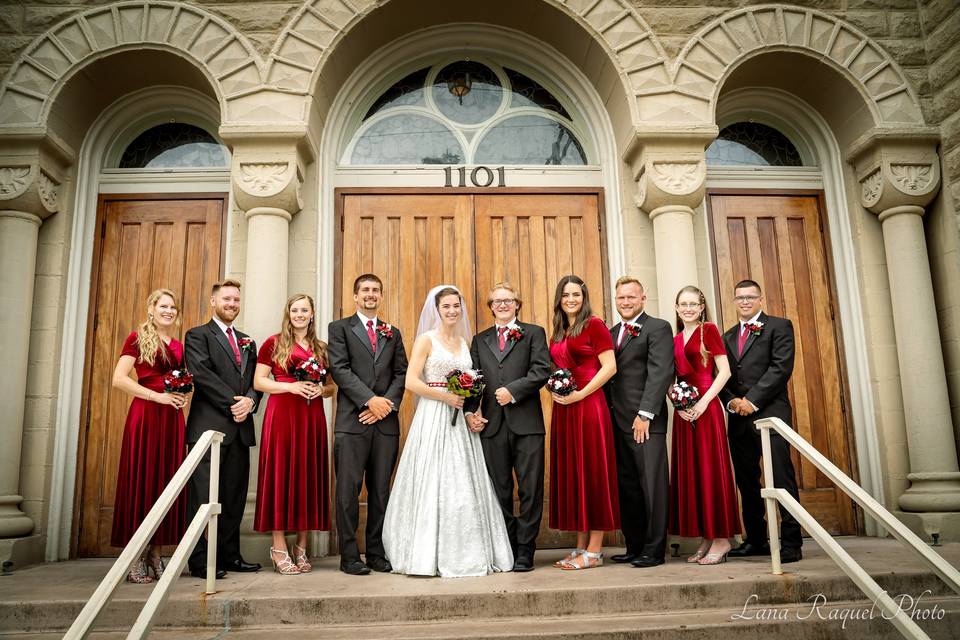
[466,321,551,558]
[184,319,262,571]
[605,312,674,559]
[327,314,408,565]
[720,312,802,550]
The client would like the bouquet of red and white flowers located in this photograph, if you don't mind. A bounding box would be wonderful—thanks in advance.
[547,369,577,397]
[162,369,193,411]
[292,357,327,404]
[669,381,700,428]
[445,368,485,426]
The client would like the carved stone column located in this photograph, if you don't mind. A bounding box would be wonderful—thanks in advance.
[850,130,960,535]
[624,129,715,318]
[0,146,65,541]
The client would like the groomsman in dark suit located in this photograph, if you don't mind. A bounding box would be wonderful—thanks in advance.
[185,279,263,578]
[604,277,675,568]
[327,274,408,575]
[720,279,803,563]
[465,282,552,572]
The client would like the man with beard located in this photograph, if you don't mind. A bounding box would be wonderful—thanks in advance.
[185,279,263,578]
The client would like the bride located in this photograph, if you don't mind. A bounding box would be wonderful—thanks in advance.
[382,285,514,577]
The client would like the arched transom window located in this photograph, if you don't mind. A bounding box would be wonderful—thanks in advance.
[706,122,808,167]
[114,122,228,169]
[343,60,591,166]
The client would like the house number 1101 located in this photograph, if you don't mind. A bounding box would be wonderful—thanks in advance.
[443,166,506,187]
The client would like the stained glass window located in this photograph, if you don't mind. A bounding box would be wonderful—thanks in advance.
[118,123,228,168]
[350,115,464,165]
[706,122,804,167]
[475,116,585,165]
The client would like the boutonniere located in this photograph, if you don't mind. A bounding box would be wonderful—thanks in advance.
[505,326,524,343]
[237,336,254,353]
[744,321,764,336]
[624,323,641,338]
[377,323,394,340]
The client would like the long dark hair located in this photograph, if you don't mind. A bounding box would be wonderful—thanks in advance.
[551,275,593,342]
[674,285,711,366]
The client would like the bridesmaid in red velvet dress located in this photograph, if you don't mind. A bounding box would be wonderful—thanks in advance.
[254,293,334,575]
[111,289,189,584]
[669,285,740,565]
[548,275,619,570]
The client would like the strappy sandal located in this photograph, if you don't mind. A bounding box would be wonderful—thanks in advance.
[270,547,301,575]
[687,541,711,563]
[293,544,312,573]
[560,550,603,570]
[553,548,586,568]
[126,554,153,584]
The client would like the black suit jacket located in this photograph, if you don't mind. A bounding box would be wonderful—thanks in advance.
[605,312,675,435]
[465,322,552,438]
[327,315,408,435]
[720,312,795,426]
[183,319,262,446]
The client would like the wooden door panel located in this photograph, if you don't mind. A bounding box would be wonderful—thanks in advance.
[77,196,224,557]
[709,193,856,535]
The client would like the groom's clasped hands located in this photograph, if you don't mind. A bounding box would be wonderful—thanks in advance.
[359,395,395,424]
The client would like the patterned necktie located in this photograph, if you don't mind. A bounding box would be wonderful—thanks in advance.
[738,325,749,356]
[366,319,377,353]
[226,326,241,365]
[498,326,507,352]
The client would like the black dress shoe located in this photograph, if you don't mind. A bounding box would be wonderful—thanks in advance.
[610,552,638,564]
[780,548,803,563]
[630,555,665,568]
[728,542,770,557]
[513,555,535,572]
[366,556,393,573]
[225,558,261,572]
[189,567,226,579]
[340,560,371,575]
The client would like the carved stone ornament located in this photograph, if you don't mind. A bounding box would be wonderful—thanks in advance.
[890,164,934,194]
[38,171,59,213]
[0,166,32,199]
[238,161,292,198]
[633,167,647,209]
[650,161,704,195]
[861,170,882,208]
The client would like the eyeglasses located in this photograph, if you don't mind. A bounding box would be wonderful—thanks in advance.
[491,299,516,307]
[677,302,702,309]
[734,295,761,302]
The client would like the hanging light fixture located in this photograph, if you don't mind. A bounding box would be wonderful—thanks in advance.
[447,71,472,105]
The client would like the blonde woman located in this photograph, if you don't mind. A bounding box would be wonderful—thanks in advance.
[111,289,189,583]
[253,294,334,575]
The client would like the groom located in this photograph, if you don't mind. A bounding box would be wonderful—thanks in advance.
[466,282,552,571]
[327,274,408,575]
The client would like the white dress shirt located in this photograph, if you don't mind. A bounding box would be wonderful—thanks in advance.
[727,310,763,414]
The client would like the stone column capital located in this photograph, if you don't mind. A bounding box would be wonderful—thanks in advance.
[227,137,309,216]
[0,131,74,220]
[847,127,942,215]
[623,127,717,214]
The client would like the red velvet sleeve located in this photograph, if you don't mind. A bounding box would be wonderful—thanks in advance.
[588,316,615,353]
[703,322,725,356]
[256,335,277,366]
[120,331,139,359]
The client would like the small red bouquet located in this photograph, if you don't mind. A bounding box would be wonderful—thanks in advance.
[547,369,577,397]
[445,368,485,426]
[669,381,700,428]
[505,326,524,343]
[292,357,327,404]
[163,368,193,394]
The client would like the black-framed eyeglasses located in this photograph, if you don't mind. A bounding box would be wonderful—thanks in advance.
[733,295,761,302]
[491,299,516,307]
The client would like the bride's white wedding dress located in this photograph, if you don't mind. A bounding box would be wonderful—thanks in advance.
[382,331,514,577]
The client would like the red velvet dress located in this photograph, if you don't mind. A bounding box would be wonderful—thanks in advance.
[668,322,740,538]
[549,316,620,532]
[111,332,186,547]
[254,336,330,532]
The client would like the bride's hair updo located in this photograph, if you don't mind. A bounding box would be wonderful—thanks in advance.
[434,286,461,307]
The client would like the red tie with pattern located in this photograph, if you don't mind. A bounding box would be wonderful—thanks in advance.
[498,326,507,352]
[226,326,241,366]
[367,319,377,353]
[738,325,748,356]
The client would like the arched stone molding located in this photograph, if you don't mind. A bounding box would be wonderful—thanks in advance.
[264,0,670,128]
[0,1,262,130]
[670,5,925,126]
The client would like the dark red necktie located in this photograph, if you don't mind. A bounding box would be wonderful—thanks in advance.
[738,325,748,356]
[617,325,627,349]
[498,326,507,351]
[226,327,241,365]
[367,319,377,353]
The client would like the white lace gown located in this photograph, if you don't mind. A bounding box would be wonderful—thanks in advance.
[382,332,514,577]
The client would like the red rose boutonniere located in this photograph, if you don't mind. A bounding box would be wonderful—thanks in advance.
[624,323,641,338]
[505,326,524,343]
[237,337,254,353]
[744,321,764,337]
[377,323,394,340]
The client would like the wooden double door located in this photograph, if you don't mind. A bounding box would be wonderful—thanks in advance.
[336,189,608,548]
[75,194,225,557]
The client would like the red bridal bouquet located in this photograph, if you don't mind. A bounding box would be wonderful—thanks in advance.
[292,357,327,405]
[446,368,485,426]
[547,369,577,397]
[669,381,700,428]
[163,369,193,411]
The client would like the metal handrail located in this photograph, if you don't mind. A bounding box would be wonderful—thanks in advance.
[64,429,225,640]
[756,417,960,640]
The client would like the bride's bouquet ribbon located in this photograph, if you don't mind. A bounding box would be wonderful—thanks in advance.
[445,368,485,426]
